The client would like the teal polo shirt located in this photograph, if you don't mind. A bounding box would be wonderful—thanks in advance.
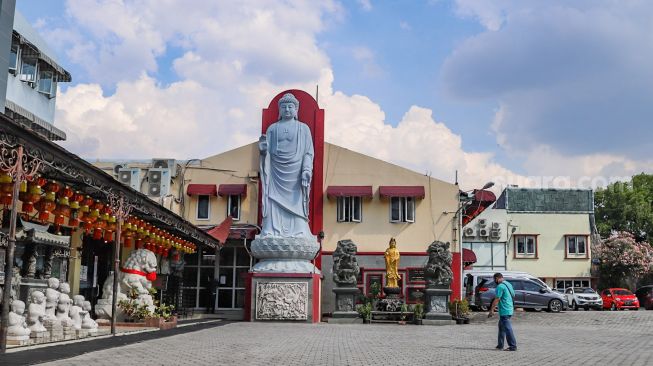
[495,281,515,316]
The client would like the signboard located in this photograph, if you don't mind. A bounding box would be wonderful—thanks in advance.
[407,268,425,283]
[80,265,88,282]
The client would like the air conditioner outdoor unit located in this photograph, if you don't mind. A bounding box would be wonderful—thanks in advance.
[478,219,487,227]
[492,222,501,230]
[479,228,489,237]
[490,229,501,239]
[146,168,170,197]
[113,164,125,176]
[463,227,476,237]
[117,168,141,190]
[152,159,177,177]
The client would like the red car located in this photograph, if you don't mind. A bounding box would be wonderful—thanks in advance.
[600,288,640,310]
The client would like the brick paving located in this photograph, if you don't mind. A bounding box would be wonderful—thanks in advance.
[31,310,653,366]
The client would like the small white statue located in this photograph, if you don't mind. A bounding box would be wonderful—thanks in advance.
[70,295,86,330]
[56,293,74,328]
[44,277,61,321]
[27,291,47,333]
[8,300,31,337]
[59,282,71,296]
[81,301,98,330]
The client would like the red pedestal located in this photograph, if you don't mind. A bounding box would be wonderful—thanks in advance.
[450,251,462,300]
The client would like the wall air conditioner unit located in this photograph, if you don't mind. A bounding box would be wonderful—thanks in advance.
[113,164,125,176]
[478,219,487,227]
[479,228,489,237]
[117,168,141,190]
[463,227,476,237]
[146,168,170,197]
[490,229,501,239]
[152,159,177,177]
[492,222,501,230]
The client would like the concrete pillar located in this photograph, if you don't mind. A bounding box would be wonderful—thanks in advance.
[68,230,83,296]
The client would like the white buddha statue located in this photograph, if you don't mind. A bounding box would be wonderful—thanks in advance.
[44,277,60,321]
[56,293,74,328]
[8,300,31,338]
[27,291,47,333]
[81,301,98,330]
[70,295,86,330]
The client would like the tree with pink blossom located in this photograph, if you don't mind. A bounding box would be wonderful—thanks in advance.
[597,231,653,289]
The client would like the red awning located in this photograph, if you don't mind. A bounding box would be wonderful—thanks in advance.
[463,248,477,265]
[379,186,425,199]
[186,184,217,196]
[218,184,247,198]
[326,186,373,199]
[206,216,233,245]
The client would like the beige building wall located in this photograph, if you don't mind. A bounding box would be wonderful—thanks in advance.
[322,144,458,253]
[507,213,592,280]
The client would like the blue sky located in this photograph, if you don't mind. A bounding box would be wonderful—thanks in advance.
[16,0,653,189]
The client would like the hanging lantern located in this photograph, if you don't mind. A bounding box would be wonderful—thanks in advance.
[19,180,42,214]
[0,173,13,206]
[103,230,114,243]
[35,180,60,222]
[53,185,74,225]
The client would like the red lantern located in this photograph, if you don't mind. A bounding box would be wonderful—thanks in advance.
[103,230,114,243]
[92,228,103,240]
[0,174,13,206]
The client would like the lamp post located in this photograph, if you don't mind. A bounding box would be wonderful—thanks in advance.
[107,193,133,336]
[0,146,41,353]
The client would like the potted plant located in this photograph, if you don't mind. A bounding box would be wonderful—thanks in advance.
[144,288,177,330]
[357,303,372,324]
[413,303,424,325]
[449,299,471,324]
[398,304,408,325]
[118,288,152,324]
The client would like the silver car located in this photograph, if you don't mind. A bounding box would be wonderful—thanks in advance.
[564,287,603,310]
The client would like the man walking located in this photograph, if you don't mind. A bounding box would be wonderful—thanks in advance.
[488,273,517,351]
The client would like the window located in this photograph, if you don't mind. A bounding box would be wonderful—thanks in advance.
[197,195,210,220]
[9,43,19,73]
[390,197,415,223]
[514,235,537,258]
[337,196,362,222]
[20,55,38,84]
[566,235,588,258]
[227,195,240,221]
[462,242,506,270]
[522,280,543,292]
[38,69,55,96]
[555,279,590,292]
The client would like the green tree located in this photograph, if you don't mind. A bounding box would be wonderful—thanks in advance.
[594,173,653,242]
[596,232,652,289]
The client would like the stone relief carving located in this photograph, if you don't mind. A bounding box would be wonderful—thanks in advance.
[256,282,308,320]
[332,239,360,287]
[430,296,448,314]
[336,296,354,312]
[424,241,454,287]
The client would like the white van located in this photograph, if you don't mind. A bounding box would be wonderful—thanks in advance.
[464,270,551,309]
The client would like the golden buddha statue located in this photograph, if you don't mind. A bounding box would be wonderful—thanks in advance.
[384,238,401,288]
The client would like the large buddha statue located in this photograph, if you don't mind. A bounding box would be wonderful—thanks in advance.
[251,92,319,273]
[384,238,401,289]
[258,92,314,238]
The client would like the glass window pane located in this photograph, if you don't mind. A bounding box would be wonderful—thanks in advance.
[474,243,492,267]
[9,44,18,70]
[218,267,233,287]
[568,237,576,254]
[390,197,401,221]
[492,243,506,267]
[405,197,415,222]
[219,247,234,266]
[228,195,240,220]
[201,253,216,266]
[353,196,361,222]
[183,289,198,308]
[218,289,233,308]
[199,267,214,287]
[183,267,198,285]
[235,268,249,287]
[517,237,525,254]
[578,237,586,254]
[235,247,250,266]
[235,289,245,309]
[185,252,199,266]
[38,70,53,94]
[20,57,37,82]
[197,195,210,219]
[523,281,541,292]
[526,237,535,254]
[198,288,211,308]
[337,197,344,221]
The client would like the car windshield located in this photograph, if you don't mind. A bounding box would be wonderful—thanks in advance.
[574,288,595,294]
[614,289,633,296]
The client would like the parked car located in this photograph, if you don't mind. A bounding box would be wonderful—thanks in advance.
[475,276,567,313]
[634,286,653,310]
[464,270,551,310]
[564,287,602,310]
[600,288,639,310]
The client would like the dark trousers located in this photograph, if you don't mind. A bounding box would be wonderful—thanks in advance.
[498,315,517,350]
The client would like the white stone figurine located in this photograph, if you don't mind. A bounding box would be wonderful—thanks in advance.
[8,300,31,338]
[95,248,158,320]
[27,291,47,333]
[56,293,74,328]
[59,282,71,296]
[251,92,320,274]
[70,295,85,330]
[44,277,61,321]
[81,301,98,330]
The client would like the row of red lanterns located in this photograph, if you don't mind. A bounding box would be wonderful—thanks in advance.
[0,174,196,255]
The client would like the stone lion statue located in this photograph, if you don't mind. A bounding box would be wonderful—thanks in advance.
[95,249,158,320]
[424,241,453,288]
[332,239,360,287]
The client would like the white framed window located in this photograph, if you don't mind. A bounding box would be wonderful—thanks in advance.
[390,197,415,223]
[9,43,19,74]
[37,69,55,97]
[514,235,537,258]
[196,195,210,220]
[19,55,38,84]
[566,235,588,257]
[337,196,362,223]
[227,194,241,221]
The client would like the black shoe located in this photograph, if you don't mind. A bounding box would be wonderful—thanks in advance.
[504,348,517,352]
[495,346,503,350]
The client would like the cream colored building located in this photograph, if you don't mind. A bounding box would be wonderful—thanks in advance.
[463,188,594,291]
[96,142,460,317]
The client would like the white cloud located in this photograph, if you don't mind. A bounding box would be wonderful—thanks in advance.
[357,0,373,12]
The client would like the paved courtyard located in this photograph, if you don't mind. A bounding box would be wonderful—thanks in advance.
[26,310,653,365]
